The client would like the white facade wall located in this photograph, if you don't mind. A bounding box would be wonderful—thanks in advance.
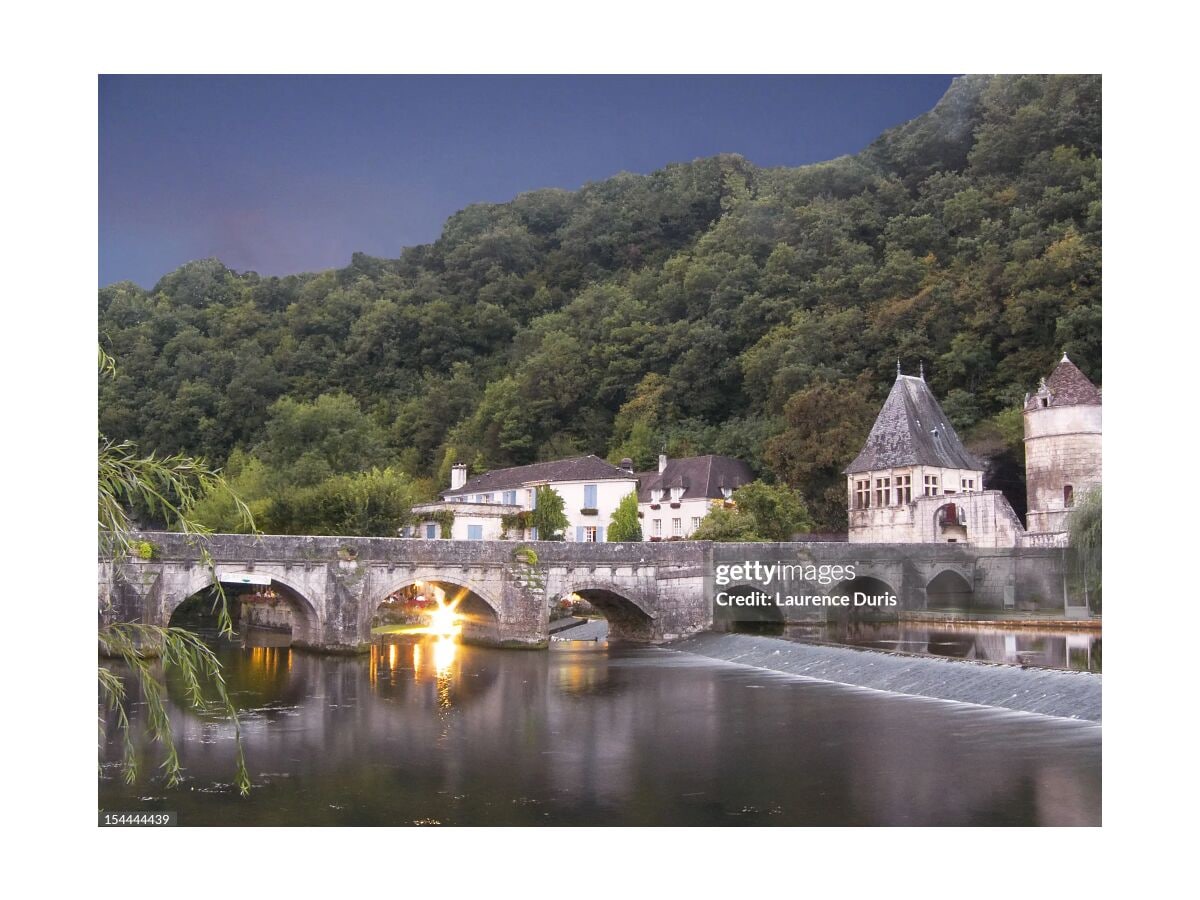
[412,479,638,542]
[410,501,519,541]
[848,488,1022,548]
[640,497,715,540]
[847,464,985,544]
[554,478,639,542]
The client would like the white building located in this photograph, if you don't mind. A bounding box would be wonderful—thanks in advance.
[637,454,754,541]
[410,455,639,542]
[845,367,1003,545]
[845,358,1102,547]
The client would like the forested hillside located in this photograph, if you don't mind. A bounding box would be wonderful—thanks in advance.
[99,74,1101,532]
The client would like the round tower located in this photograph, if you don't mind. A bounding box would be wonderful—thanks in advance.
[1023,354,1102,535]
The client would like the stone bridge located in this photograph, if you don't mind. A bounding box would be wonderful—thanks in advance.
[98,533,1073,652]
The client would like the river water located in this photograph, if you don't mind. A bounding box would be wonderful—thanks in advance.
[98,634,1101,825]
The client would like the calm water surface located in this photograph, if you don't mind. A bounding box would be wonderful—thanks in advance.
[99,635,1101,825]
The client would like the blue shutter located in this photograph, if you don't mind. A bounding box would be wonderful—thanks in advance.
[531,526,538,540]
[426,524,436,539]
[576,526,585,542]
[468,524,483,540]
[584,484,597,508]
[598,526,605,543]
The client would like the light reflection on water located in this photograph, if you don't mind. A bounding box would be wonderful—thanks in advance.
[100,633,1101,826]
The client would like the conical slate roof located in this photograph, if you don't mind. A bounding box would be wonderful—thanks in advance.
[844,374,982,475]
[1024,354,1101,410]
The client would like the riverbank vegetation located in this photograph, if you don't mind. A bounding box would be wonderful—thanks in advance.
[99,75,1100,532]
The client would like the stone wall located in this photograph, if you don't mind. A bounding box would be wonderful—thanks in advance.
[1024,403,1102,534]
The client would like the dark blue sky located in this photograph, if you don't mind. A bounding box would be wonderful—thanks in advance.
[99,75,955,288]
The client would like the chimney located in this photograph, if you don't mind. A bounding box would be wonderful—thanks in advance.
[658,453,667,473]
[619,457,633,472]
[450,463,467,491]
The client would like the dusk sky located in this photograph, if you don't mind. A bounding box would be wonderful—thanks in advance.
[99,75,956,288]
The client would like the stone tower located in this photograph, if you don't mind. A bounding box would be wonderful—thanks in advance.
[1023,354,1102,535]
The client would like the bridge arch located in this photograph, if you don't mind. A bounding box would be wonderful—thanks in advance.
[167,570,321,644]
[552,582,654,642]
[925,569,975,611]
[375,574,503,645]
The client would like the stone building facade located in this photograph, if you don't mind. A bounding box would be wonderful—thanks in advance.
[845,368,997,544]
[846,356,1101,548]
[1023,354,1103,536]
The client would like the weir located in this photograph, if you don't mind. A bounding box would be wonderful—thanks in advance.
[99,532,1079,652]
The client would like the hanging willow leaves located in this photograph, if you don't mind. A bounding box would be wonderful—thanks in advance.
[99,346,256,794]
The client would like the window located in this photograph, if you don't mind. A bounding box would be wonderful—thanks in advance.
[672,518,682,537]
[467,524,483,540]
[671,486,683,501]
[651,489,661,502]
[530,488,538,509]
[503,490,516,505]
[584,526,598,542]
[1064,485,1074,508]
[854,479,871,509]
[721,487,733,500]
[924,475,940,496]
[895,474,912,504]
[691,516,702,532]
[962,478,975,492]
[653,519,662,536]
[875,477,890,507]
[425,523,437,539]
[584,484,597,508]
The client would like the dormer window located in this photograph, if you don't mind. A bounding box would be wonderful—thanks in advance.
[671,486,683,501]
[651,489,661,503]
[721,487,733,500]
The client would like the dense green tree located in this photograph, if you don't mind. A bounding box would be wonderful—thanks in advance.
[530,485,568,541]
[764,376,878,531]
[607,490,643,542]
[727,480,813,541]
[691,505,762,541]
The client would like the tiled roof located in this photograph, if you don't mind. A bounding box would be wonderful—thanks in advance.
[637,455,755,502]
[1024,355,1102,410]
[844,374,982,474]
[442,454,635,498]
